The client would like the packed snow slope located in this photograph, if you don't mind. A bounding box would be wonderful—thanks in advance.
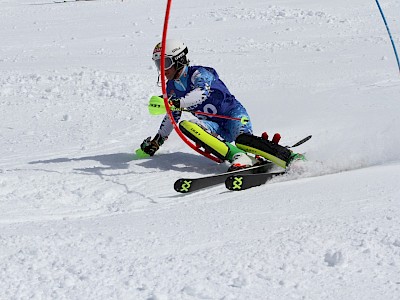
[1,0,400,299]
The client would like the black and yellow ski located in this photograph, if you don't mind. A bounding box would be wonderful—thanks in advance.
[174,134,311,193]
[225,171,286,191]
[174,162,273,193]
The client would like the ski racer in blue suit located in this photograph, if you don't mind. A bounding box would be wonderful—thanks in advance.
[139,40,301,170]
[139,39,257,171]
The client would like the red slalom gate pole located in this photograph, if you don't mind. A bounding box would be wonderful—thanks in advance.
[160,0,222,163]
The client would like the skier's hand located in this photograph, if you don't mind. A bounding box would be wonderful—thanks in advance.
[148,96,181,115]
[140,133,166,156]
[168,99,180,109]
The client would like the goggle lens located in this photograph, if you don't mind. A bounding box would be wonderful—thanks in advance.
[154,57,174,71]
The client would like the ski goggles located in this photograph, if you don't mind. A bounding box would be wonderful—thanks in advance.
[154,56,175,71]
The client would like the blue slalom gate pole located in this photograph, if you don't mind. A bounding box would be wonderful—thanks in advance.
[375,0,400,75]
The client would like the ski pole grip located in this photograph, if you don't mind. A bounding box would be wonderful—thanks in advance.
[148,96,167,115]
[240,116,250,124]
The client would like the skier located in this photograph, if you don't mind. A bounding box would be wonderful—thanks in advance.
[139,39,301,171]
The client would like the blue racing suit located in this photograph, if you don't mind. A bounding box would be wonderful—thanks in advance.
[157,65,252,143]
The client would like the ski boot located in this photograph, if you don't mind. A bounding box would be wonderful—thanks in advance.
[227,152,259,172]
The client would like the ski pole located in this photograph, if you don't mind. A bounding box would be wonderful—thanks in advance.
[148,96,250,124]
[185,109,249,124]
[286,135,312,148]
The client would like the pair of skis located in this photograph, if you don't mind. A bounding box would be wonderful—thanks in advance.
[173,135,312,193]
[174,162,286,193]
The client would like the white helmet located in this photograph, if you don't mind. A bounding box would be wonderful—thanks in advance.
[152,39,189,72]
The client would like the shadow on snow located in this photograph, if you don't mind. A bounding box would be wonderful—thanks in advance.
[28,151,226,175]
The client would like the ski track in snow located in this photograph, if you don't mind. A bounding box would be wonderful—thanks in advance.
[1,0,400,299]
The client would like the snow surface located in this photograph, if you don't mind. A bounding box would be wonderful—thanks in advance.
[1,0,400,299]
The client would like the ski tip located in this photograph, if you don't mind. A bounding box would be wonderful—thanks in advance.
[225,175,245,191]
[174,179,193,193]
[225,171,287,191]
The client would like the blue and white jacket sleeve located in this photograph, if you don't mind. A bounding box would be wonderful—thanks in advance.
[157,111,181,139]
[156,68,214,138]
[179,67,214,108]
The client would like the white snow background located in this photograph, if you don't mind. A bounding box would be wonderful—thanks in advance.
[1,0,400,299]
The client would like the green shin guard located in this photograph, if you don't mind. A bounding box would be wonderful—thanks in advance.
[179,120,246,162]
[179,120,229,161]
